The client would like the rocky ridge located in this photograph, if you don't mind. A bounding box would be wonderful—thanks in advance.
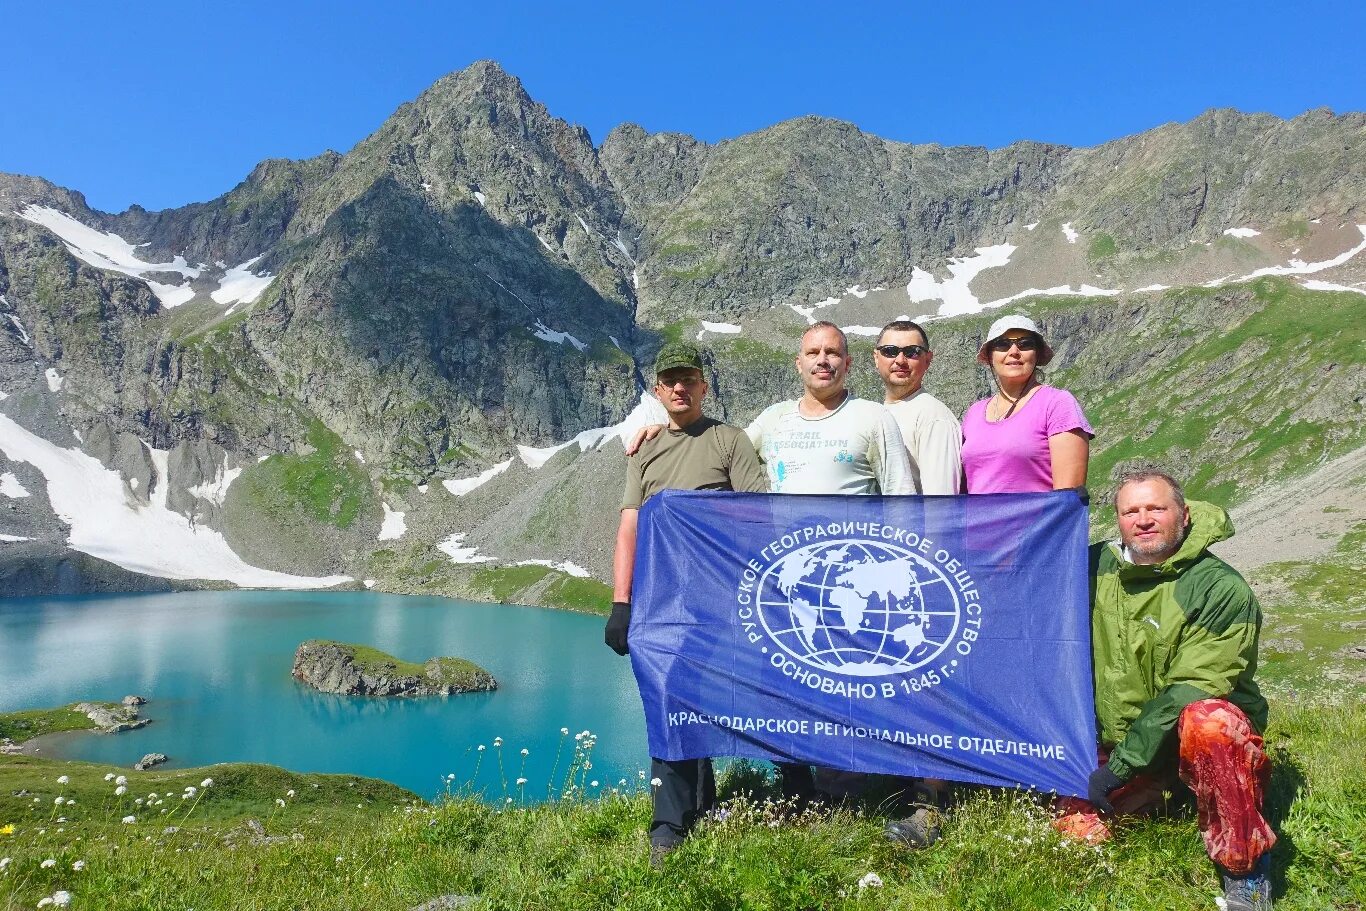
[1,60,1363,603]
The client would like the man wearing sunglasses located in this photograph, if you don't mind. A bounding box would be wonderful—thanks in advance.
[873,320,962,496]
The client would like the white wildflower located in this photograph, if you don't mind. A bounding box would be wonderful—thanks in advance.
[104,773,115,781]
[0,857,10,870]
[115,785,127,796]
[53,797,64,806]
[37,898,52,908]
[520,748,529,756]
[477,744,486,752]
[560,727,569,735]
[286,790,295,798]
[52,892,72,907]
[121,815,136,824]
[857,872,884,890]
[591,780,599,787]
[200,778,213,788]
[493,737,503,747]
[56,776,70,785]
[41,858,57,868]
[64,800,74,807]
[650,777,662,787]
[114,775,127,786]
[184,786,197,798]
[275,798,286,808]
[72,860,86,871]
[516,778,527,786]
[135,799,144,806]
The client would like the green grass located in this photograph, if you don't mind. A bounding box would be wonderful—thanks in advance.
[1088,233,1118,260]
[1057,277,1366,509]
[2,699,1361,910]
[0,704,106,743]
[468,566,612,615]
[541,575,612,615]
[1252,522,1366,703]
[241,420,374,529]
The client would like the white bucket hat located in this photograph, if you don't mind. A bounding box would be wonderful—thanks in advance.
[977,314,1054,367]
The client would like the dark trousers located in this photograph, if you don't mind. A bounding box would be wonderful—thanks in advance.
[650,757,716,847]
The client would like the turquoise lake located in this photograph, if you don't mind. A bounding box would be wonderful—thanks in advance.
[0,591,647,800]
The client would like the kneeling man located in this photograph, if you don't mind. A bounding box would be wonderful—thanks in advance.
[1066,470,1275,911]
[605,342,768,861]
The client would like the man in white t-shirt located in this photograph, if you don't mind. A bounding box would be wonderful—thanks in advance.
[873,319,962,495]
[746,321,912,496]
[745,320,912,802]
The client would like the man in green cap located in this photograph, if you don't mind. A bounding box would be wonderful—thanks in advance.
[605,341,768,863]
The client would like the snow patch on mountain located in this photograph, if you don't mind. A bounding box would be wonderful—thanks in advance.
[512,559,591,578]
[1062,223,1080,244]
[18,205,200,307]
[443,459,512,496]
[212,255,274,308]
[0,413,349,588]
[697,320,741,341]
[517,393,667,470]
[186,463,242,507]
[789,295,842,323]
[45,368,64,392]
[906,243,1016,316]
[1,471,30,498]
[532,320,588,352]
[1224,227,1261,239]
[437,532,494,564]
[1301,279,1366,297]
[377,503,407,541]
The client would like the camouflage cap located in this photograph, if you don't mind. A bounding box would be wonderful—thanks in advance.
[653,342,704,376]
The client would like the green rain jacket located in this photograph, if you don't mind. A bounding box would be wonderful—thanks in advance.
[1090,500,1268,780]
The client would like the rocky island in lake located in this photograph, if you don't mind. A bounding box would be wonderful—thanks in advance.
[292,640,498,697]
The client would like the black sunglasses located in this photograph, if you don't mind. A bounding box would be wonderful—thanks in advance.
[874,344,928,359]
[988,335,1040,352]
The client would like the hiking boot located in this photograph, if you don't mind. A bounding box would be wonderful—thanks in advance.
[884,807,941,849]
[649,841,678,870]
[1221,855,1272,911]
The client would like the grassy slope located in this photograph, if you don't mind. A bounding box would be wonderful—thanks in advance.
[1,699,1361,910]
[0,705,107,743]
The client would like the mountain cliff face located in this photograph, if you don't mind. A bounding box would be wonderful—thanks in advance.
[1,60,1363,604]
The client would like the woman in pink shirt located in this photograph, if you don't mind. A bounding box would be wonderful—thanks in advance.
[961,315,1091,493]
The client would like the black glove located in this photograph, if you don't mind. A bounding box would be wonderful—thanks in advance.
[604,601,631,656]
[1087,764,1124,814]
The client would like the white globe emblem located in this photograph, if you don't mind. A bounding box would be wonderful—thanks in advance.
[755,538,962,678]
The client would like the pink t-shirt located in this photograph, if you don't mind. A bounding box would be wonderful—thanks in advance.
[961,385,1093,493]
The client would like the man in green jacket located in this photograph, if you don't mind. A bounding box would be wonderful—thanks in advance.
[1059,470,1276,911]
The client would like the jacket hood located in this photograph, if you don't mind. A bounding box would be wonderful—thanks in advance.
[1112,499,1234,579]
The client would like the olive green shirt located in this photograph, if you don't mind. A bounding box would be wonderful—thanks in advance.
[621,416,769,509]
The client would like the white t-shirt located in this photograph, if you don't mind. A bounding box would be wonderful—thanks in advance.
[745,396,913,495]
[885,389,963,495]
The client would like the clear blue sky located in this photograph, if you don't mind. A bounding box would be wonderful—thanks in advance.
[3,0,1363,213]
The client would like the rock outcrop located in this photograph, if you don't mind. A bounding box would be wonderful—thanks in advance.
[73,701,149,733]
[291,640,497,697]
[134,752,168,771]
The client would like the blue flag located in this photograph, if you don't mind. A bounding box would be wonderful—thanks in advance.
[629,490,1096,797]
